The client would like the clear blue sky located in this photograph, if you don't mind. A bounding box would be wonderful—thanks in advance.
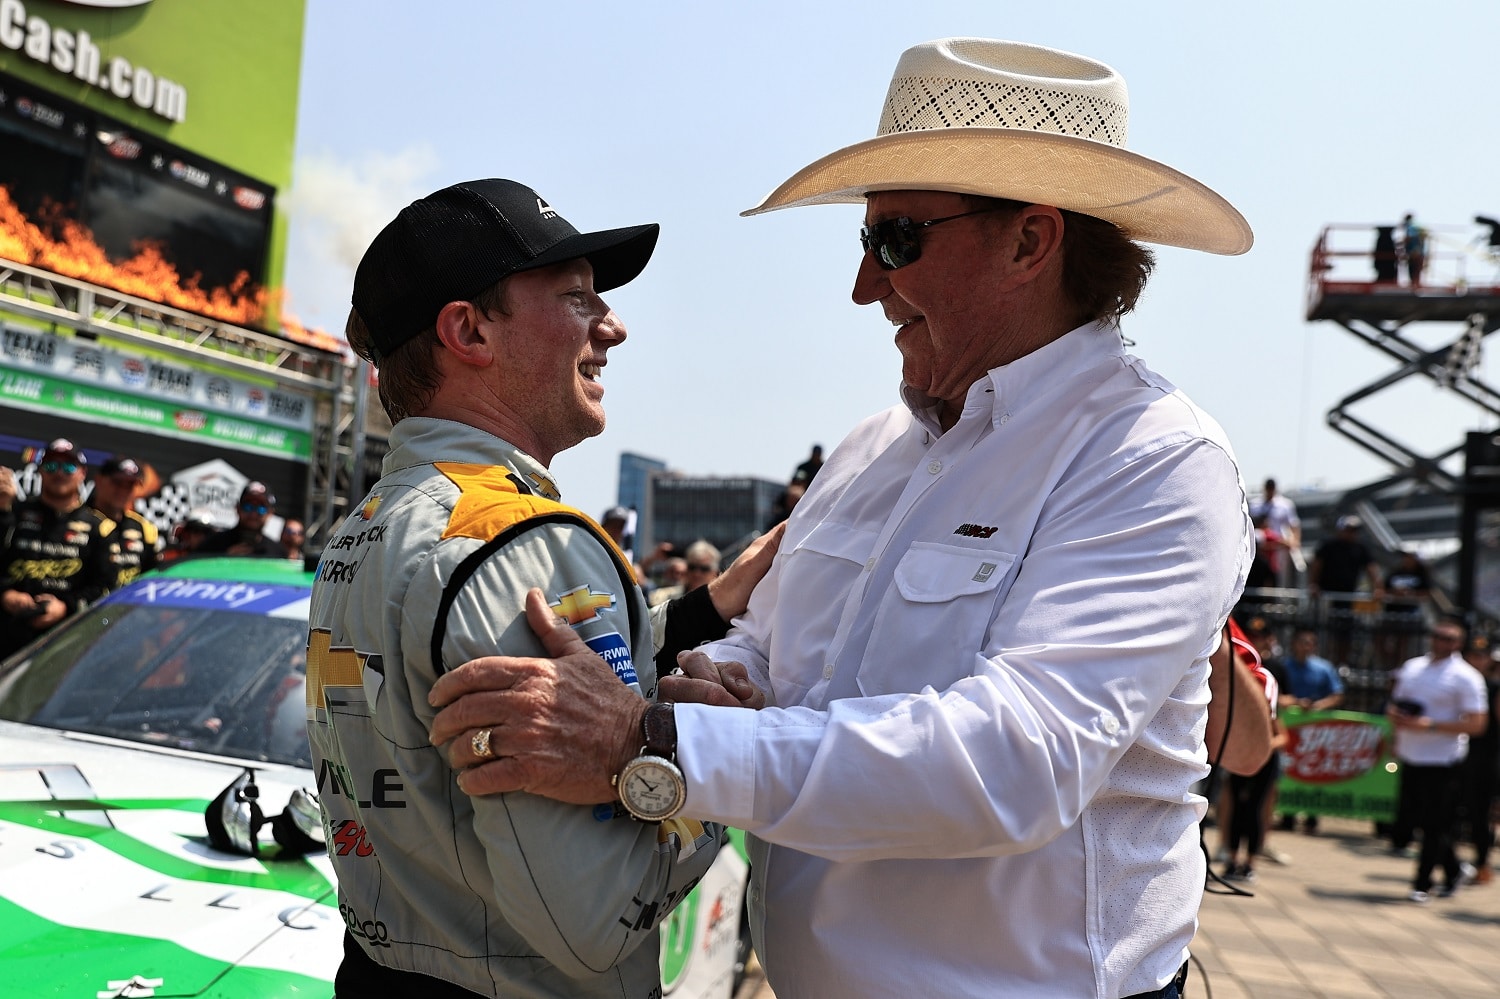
[286,0,1500,524]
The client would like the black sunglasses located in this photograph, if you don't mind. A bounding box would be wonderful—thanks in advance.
[40,460,79,475]
[859,206,1012,270]
[686,563,715,573]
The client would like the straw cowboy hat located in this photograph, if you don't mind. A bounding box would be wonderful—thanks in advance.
[743,37,1252,256]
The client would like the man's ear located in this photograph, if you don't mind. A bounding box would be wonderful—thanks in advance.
[434,300,495,367]
[1011,204,1065,278]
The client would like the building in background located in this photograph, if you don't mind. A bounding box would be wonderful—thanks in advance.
[616,451,666,521]
[644,475,783,555]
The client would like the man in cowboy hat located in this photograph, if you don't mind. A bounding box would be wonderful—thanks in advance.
[304,178,778,998]
[429,39,1253,999]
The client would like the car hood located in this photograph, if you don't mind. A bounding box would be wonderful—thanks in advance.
[0,720,341,997]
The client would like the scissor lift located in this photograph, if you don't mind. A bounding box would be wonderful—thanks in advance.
[1305,220,1500,607]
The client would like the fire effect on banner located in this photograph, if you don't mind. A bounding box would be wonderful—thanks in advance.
[0,185,343,355]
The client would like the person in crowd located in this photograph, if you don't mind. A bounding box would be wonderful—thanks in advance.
[159,510,218,565]
[1382,548,1432,665]
[1308,514,1383,666]
[427,37,1254,998]
[1459,635,1500,885]
[1241,619,1294,866]
[1248,478,1301,585]
[1388,618,1488,902]
[0,439,114,657]
[681,539,720,592]
[197,482,281,557]
[279,518,306,561]
[1401,212,1429,286]
[0,464,15,542]
[1218,621,1286,884]
[646,555,688,608]
[304,177,778,997]
[89,455,160,587]
[1276,628,1344,835]
[766,476,808,530]
[600,504,633,555]
[792,443,824,484]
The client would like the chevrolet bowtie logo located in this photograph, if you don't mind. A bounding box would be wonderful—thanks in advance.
[551,585,614,625]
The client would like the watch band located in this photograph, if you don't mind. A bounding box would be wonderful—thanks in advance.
[641,701,677,761]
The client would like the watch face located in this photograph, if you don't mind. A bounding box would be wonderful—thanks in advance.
[620,756,685,822]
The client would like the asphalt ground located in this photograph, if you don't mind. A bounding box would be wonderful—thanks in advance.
[734,815,1500,998]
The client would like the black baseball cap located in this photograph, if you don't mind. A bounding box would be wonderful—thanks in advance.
[352,179,660,358]
[240,481,277,507]
[99,456,143,480]
[41,438,86,466]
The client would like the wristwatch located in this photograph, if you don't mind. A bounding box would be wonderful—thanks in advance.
[614,702,685,822]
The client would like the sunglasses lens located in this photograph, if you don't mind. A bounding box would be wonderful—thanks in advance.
[859,219,920,270]
[41,461,77,474]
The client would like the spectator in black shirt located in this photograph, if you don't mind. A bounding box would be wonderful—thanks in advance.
[0,439,115,656]
[198,481,282,557]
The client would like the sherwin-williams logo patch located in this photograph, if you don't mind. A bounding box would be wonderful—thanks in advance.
[360,495,382,521]
[585,630,638,688]
[551,584,614,625]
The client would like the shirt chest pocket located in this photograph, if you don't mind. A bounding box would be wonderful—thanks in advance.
[859,542,1018,697]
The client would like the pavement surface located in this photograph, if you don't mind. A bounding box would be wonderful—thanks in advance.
[734,815,1500,998]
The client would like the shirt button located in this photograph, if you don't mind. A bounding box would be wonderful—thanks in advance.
[865,558,875,572]
[1099,713,1121,736]
[823,664,834,680]
[927,459,942,474]
[999,413,1011,425]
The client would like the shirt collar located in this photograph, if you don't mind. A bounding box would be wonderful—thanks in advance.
[384,417,562,500]
[899,321,1125,433]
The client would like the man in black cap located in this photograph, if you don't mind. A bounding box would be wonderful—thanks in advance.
[90,455,161,587]
[304,178,777,998]
[198,481,281,557]
[0,439,115,657]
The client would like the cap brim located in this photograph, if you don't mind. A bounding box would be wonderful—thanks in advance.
[741,129,1252,256]
[520,223,661,292]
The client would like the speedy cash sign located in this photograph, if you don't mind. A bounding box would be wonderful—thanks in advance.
[1280,717,1387,784]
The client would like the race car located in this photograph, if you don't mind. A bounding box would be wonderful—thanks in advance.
[0,557,748,998]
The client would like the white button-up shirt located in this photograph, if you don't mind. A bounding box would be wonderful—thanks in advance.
[1390,652,1487,765]
[677,324,1252,999]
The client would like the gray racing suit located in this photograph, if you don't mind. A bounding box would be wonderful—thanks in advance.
[306,417,722,998]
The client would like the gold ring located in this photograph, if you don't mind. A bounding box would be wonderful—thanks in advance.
[471,727,494,761]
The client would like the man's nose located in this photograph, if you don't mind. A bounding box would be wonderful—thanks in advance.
[597,308,627,344]
[851,251,890,306]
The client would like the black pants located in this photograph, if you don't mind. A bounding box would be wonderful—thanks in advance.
[1460,753,1496,866]
[1403,762,1464,892]
[1227,754,1280,859]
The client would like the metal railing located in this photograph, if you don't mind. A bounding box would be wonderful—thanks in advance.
[1237,589,1435,713]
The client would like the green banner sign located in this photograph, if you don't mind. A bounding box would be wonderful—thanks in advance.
[1276,708,1398,822]
[0,365,310,459]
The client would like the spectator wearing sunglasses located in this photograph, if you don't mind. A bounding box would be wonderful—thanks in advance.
[198,481,282,557]
[90,455,161,587]
[0,439,115,658]
[432,37,1253,999]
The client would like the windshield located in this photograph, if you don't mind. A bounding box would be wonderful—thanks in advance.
[0,598,311,767]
